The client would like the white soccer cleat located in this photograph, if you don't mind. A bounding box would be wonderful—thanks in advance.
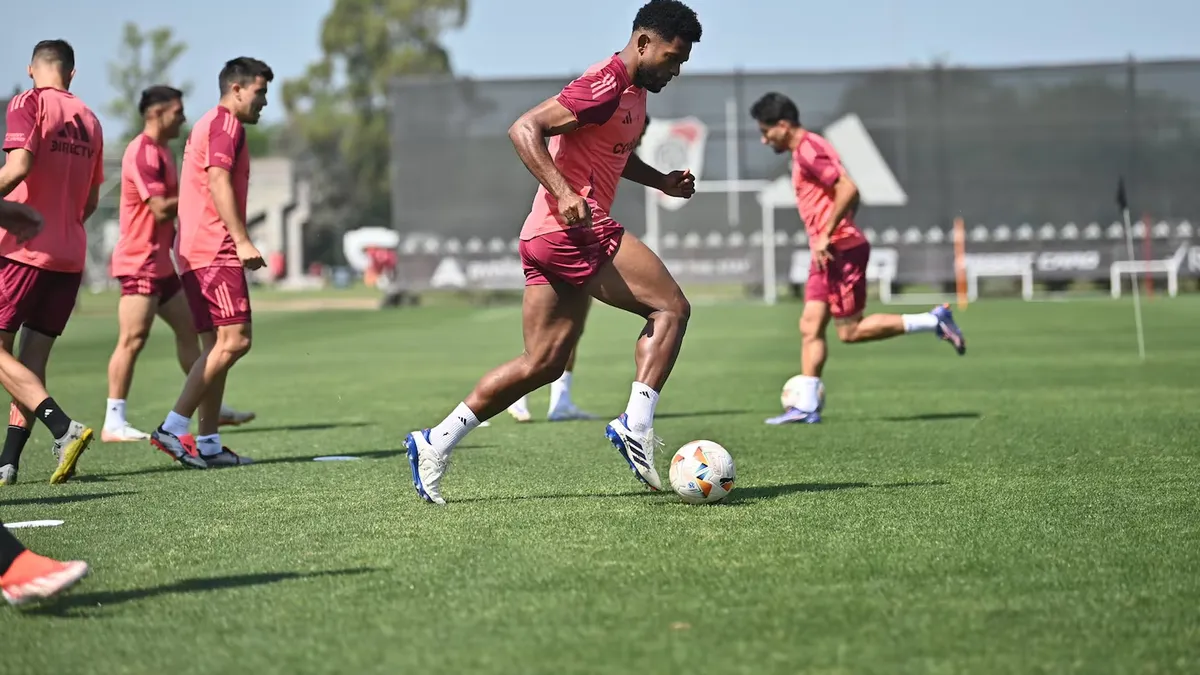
[405,429,449,505]
[604,414,664,491]
[101,424,151,443]
[547,402,599,422]
[507,396,532,423]
[0,464,16,486]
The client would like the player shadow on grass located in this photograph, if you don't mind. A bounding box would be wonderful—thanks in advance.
[654,409,752,420]
[27,568,379,617]
[725,480,948,505]
[0,491,136,508]
[221,421,375,435]
[97,446,501,478]
[877,412,981,422]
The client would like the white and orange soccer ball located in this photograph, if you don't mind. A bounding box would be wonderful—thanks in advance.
[669,440,736,504]
[781,375,825,412]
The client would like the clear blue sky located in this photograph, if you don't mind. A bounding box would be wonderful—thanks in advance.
[2,0,1197,137]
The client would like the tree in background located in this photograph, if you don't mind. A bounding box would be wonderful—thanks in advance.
[107,22,192,140]
[107,22,281,155]
[283,0,468,264]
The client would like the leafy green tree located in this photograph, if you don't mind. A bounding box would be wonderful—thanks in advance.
[283,0,468,263]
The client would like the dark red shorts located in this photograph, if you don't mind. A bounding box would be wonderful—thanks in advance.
[117,273,182,302]
[519,223,624,287]
[806,242,871,318]
[0,258,82,337]
[180,265,252,333]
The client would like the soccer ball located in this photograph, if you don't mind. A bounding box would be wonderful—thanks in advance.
[669,440,736,504]
[781,375,824,412]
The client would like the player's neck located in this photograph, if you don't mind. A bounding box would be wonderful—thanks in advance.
[217,99,242,121]
[787,128,806,152]
[143,125,169,145]
[615,43,640,82]
[31,79,68,92]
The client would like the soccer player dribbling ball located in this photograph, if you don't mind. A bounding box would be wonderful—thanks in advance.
[405,0,702,504]
[0,40,102,485]
[505,115,653,425]
[103,85,255,442]
[749,93,968,425]
[148,57,274,469]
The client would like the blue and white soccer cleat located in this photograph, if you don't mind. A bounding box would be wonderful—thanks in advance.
[932,304,966,355]
[405,429,449,505]
[604,414,663,491]
[765,408,822,425]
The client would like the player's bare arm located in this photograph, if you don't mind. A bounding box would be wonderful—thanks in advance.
[81,184,101,223]
[508,97,590,225]
[622,153,695,198]
[0,199,42,242]
[146,195,179,223]
[207,166,264,269]
[0,150,33,198]
[812,174,859,268]
[819,173,859,237]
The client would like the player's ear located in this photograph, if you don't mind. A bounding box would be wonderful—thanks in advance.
[26,65,33,80]
[636,32,652,54]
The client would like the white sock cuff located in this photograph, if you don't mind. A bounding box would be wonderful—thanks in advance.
[452,402,481,427]
[902,312,940,333]
[163,411,191,436]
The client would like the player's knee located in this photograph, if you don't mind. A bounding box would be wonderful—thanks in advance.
[659,293,691,328]
[523,347,571,385]
[799,315,823,339]
[217,331,252,359]
[119,331,149,353]
[836,321,863,343]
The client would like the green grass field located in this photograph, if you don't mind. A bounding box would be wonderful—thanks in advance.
[2,293,1198,674]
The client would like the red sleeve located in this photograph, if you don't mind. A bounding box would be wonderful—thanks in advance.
[3,90,41,154]
[133,142,167,200]
[796,139,842,189]
[206,112,244,172]
[555,61,630,128]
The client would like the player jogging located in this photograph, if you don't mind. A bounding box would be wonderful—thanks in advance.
[405,0,702,504]
[0,40,101,483]
[749,92,967,425]
[506,115,654,425]
[148,57,273,469]
[0,200,94,486]
[103,85,255,442]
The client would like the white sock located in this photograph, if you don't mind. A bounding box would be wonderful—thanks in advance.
[624,382,659,434]
[902,312,940,333]
[548,371,573,411]
[430,402,480,454]
[162,411,191,436]
[795,376,822,412]
[104,398,126,430]
[196,433,221,457]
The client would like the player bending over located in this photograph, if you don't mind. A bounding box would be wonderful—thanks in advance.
[405,0,702,504]
[148,58,274,469]
[103,85,255,442]
[0,40,102,483]
[749,92,967,425]
[506,116,655,425]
